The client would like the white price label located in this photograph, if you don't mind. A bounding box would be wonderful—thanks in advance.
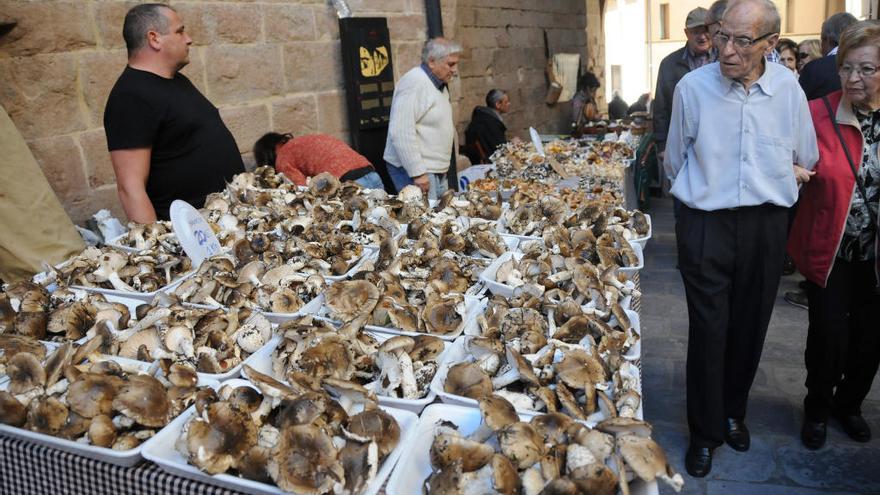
[170,200,221,267]
[529,127,545,157]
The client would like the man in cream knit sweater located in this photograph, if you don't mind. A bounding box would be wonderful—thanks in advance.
[384,38,461,199]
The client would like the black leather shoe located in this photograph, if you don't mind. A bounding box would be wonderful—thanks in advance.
[724,417,750,451]
[836,413,871,442]
[801,419,827,450]
[685,445,713,478]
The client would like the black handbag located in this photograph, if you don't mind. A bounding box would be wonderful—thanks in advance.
[822,96,880,292]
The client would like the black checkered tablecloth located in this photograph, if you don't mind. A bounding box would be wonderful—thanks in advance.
[0,436,246,495]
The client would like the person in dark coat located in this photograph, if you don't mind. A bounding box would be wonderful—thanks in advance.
[608,92,628,120]
[800,12,857,101]
[627,93,651,115]
[464,89,509,163]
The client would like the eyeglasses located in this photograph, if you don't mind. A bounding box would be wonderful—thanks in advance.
[713,31,776,50]
[798,52,810,59]
[839,65,879,78]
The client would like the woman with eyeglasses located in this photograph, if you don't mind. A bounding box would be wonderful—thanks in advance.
[797,39,822,73]
[788,21,880,451]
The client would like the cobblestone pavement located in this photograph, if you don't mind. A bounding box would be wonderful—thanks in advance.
[640,197,880,495]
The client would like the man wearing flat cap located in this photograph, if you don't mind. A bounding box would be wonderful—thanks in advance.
[652,7,714,180]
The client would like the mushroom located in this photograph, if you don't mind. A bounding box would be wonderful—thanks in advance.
[0,391,27,426]
[163,326,195,359]
[492,346,540,389]
[377,336,418,399]
[444,362,492,400]
[469,394,519,442]
[340,440,379,495]
[91,251,136,292]
[324,280,380,324]
[531,412,574,445]
[595,417,653,438]
[88,414,117,447]
[185,401,258,474]
[43,342,74,389]
[66,373,124,418]
[112,374,171,427]
[410,335,445,362]
[497,421,545,469]
[7,352,46,395]
[321,377,374,414]
[26,396,69,434]
[568,463,618,495]
[617,434,684,492]
[346,408,401,457]
[118,329,161,359]
[430,432,495,472]
[232,313,272,354]
[267,424,343,494]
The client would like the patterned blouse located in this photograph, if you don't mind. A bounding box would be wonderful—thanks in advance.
[838,107,880,261]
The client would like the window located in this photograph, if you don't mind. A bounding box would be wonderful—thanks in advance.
[611,65,622,94]
[659,3,670,40]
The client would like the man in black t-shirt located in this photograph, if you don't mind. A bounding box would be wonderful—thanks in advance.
[103,3,243,222]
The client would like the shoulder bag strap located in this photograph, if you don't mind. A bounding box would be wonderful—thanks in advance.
[821,95,877,227]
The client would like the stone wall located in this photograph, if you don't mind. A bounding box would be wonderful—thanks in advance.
[0,0,431,224]
[0,0,592,225]
[453,0,588,140]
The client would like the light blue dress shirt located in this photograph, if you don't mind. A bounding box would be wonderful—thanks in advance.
[664,62,819,211]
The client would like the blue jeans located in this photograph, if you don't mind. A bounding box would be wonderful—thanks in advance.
[353,171,384,189]
[385,161,448,200]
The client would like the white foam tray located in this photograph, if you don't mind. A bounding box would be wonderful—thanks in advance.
[142,378,418,495]
[246,332,449,414]
[480,247,643,300]
[178,290,324,325]
[71,270,195,302]
[629,213,652,249]
[104,232,141,253]
[300,247,375,283]
[430,335,643,422]
[385,404,659,495]
[318,294,486,342]
[0,357,219,467]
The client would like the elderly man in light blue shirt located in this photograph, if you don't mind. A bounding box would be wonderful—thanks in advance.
[663,0,819,479]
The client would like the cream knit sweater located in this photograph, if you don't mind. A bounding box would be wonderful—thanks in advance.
[383,66,454,177]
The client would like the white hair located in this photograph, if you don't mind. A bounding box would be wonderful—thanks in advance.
[421,38,462,63]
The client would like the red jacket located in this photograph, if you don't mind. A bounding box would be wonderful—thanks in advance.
[788,90,879,287]
[275,134,371,186]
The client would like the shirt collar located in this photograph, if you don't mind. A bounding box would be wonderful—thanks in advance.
[421,63,446,90]
[719,59,777,96]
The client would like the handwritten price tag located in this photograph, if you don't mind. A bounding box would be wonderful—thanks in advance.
[170,200,221,267]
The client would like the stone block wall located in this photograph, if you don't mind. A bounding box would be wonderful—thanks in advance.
[0,0,593,224]
[0,0,431,224]
[453,0,589,140]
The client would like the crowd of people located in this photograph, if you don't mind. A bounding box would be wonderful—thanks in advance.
[96,0,877,483]
[656,0,879,479]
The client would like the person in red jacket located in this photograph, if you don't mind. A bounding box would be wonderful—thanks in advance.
[253,132,384,188]
[788,21,880,450]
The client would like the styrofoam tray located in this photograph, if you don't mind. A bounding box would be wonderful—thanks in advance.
[430,336,643,422]
[247,332,450,414]
[71,269,195,302]
[387,403,657,495]
[104,232,141,253]
[0,357,219,467]
[629,213,652,249]
[178,289,325,325]
[617,241,644,276]
[143,378,418,495]
[386,403,535,495]
[319,294,486,342]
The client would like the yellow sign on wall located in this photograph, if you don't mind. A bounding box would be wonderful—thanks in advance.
[360,46,389,77]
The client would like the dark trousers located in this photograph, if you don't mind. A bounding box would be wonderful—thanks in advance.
[804,258,880,421]
[676,204,788,447]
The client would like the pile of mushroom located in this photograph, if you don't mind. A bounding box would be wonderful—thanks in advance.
[112,221,180,253]
[78,296,272,374]
[176,365,401,494]
[171,253,327,314]
[43,246,191,293]
[424,395,683,494]
[0,282,132,342]
[270,315,444,400]
[0,345,209,450]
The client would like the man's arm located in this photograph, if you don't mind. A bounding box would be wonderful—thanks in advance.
[110,148,156,223]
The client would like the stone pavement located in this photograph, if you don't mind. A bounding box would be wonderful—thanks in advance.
[639,197,880,495]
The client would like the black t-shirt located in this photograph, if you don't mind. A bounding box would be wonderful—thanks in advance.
[103,66,244,220]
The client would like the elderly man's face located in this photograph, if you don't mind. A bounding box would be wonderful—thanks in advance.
[685,25,712,55]
[717,4,777,84]
[428,53,460,83]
